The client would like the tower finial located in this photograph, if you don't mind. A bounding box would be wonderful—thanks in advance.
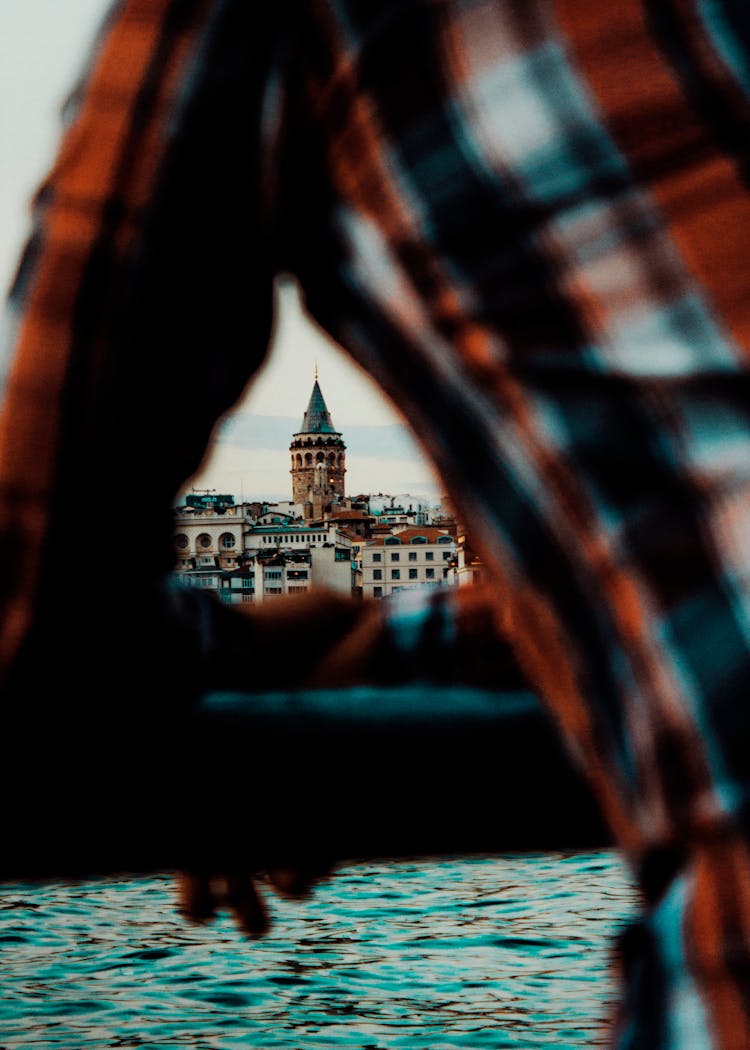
[314,361,319,382]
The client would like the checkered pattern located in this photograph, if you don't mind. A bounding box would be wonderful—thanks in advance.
[5,0,750,1044]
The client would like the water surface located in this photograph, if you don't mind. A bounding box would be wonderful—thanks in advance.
[0,851,637,1049]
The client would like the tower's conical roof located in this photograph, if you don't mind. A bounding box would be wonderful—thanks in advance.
[299,379,337,434]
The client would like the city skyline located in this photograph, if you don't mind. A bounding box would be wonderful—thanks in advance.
[183,363,443,503]
[183,285,442,501]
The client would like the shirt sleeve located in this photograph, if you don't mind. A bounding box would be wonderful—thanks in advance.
[0,1,288,718]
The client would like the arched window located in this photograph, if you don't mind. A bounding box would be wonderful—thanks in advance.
[219,532,236,550]
[197,533,212,549]
[295,454,302,468]
[437,535,452,544]
[410,536,427,544]
[384,536,401,545]
[338,453,344,466]
[316,451,325,463]
[304,452,312,466]
[327,453,336,466]
[175,534,189,549]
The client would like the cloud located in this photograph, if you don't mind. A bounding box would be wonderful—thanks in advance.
[216,413,426,460]
[184,418,443,503]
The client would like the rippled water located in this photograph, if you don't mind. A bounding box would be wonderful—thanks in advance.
[1,851,636,1049]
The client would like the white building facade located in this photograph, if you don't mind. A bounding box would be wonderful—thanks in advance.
[361,527,456,600]
[175,502,358,604]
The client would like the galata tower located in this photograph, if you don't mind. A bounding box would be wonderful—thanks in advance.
[290,372,346,519]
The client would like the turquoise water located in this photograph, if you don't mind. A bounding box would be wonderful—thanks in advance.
[0,851,636,1049]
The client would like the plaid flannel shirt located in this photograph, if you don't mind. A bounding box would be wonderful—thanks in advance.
[4,1,750,1045]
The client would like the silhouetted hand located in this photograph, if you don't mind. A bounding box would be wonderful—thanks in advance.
[176,866,332,938]
[174,583,518,940]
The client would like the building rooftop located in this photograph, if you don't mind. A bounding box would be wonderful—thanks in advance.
[368,527,454,546]
[327,509,373,520]
[298,380,338,435]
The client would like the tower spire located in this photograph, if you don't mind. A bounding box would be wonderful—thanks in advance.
[299,375,336,434]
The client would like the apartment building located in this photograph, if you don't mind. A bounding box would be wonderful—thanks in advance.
[361,527,457,599]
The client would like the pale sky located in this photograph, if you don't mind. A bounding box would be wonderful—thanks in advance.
[1,0,441,501]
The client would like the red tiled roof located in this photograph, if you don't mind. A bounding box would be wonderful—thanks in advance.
[367,527,454,546]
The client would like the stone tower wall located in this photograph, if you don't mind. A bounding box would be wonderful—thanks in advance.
[290,435,346,508]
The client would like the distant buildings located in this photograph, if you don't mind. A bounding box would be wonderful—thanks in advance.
[368,493,432,527]
[173,494,357,603]
[361,526,457,600]
[173,373,482,601]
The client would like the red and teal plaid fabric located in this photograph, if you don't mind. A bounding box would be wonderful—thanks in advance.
[5,2,750,1044]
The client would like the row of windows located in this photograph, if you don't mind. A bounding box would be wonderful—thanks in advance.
[262,533,326,544]
[175,532,237,550]
[292,452,344,467]
[196,577,313,594]
[373,567,437,581]
[179,533,451,557]
[382,535,452,546]
[177,532,329,550]
[180,534,452,564]
[228,570,308,587]
[372,550,452,563]
[176,529,334,554]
